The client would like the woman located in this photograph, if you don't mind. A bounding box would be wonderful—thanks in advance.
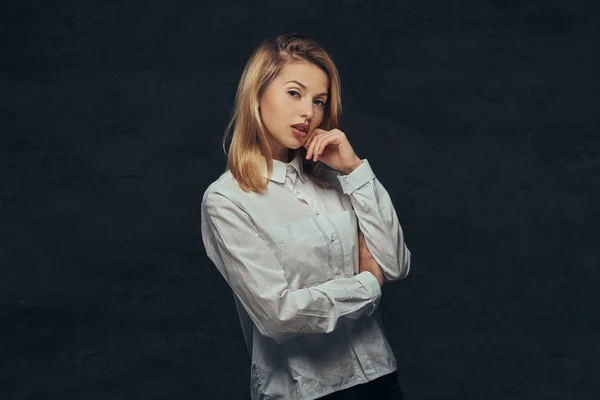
[201,32,411,399]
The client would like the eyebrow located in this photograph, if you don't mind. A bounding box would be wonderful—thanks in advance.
[285,80,328,97]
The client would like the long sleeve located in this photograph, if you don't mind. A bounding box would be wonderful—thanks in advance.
[334,159,411,282]
[201,189,382,344]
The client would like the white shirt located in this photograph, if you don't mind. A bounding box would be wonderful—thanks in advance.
[201,149,411,400]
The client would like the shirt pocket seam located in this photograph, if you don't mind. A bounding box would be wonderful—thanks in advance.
[259,219,332,289]
[259,224,293,246]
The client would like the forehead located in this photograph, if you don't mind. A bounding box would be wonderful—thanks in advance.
[276,62,329,94]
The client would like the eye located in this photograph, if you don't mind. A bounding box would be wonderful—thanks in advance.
[288,90,327,108]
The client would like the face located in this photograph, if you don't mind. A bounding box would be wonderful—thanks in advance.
[259,62,329,162]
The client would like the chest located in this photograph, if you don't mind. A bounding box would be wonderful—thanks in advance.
[251,183,360,289]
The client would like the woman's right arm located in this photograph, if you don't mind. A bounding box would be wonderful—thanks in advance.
[201,189,382,344]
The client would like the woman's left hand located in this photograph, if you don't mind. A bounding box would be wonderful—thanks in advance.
[303,128,363,174]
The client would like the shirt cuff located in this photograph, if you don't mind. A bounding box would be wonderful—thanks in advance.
[336,159,376,195]
[355,271,382,311]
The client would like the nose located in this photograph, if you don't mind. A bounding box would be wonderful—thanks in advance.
[300,99,314,120]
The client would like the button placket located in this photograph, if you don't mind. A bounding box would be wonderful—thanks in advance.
[285,166,299,197]
[321,216,343,275]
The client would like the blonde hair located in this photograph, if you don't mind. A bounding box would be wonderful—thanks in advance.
[221,32,343,193]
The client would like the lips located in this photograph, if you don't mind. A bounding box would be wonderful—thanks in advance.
[292,126,308,138]
[291,123,309,133]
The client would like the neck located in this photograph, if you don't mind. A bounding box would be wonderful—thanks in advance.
[286,148,295,163]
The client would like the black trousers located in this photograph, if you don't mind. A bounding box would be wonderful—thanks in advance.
[319,371,405,399]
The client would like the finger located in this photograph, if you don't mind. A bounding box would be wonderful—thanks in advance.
[303,130,315,150]
[305,134,316,159]
[303,129,317,155]
[313,135,328,162]
[305,136,314,159]
[305,129,326,159]
[308,132,325,160]
[310,135,322,161]
[314,133,336,162]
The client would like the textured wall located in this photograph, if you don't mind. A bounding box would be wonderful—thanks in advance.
[1,0,598,398]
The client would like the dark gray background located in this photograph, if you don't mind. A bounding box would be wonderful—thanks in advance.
[1,0,598,399]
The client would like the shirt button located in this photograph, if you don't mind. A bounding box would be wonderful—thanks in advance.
[330,235,335,242]
[315,210,320,215]
[295,189,300,195]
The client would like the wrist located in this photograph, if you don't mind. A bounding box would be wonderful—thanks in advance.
[341,158,363,175]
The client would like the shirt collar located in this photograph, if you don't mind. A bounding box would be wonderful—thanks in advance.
[262,150,306,184]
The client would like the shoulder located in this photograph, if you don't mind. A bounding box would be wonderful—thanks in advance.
[203,171,235,204]
[202,170,260,210]
[201,172,258,229]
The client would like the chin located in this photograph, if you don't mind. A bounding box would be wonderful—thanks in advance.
[283,139,302,150]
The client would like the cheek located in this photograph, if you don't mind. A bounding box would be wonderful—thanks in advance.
[314,110,326,127]
[259,98,277,128]
[262,94,287,122]
[260,98,290,137]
